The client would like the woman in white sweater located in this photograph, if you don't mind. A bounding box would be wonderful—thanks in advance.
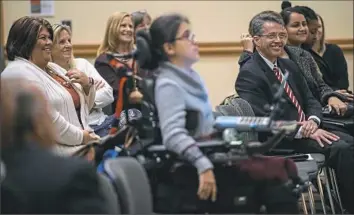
[1,17,99,157]
[51,24,114,137]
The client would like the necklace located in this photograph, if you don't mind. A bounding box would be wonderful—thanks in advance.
[45,67,71,88]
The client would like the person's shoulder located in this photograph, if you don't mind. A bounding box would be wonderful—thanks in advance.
[74,58,94,72]
[239,55,257,73]
[2,60,36,79]
[326,43,343,53]
[95,53,111,65]
[74,58,91,66]
[286,45,306,56]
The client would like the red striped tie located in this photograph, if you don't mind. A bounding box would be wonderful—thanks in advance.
[273,65,306,122]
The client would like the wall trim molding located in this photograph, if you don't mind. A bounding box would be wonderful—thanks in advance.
[73,38,353,58]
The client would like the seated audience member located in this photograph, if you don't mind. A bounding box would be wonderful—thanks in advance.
[0,79,109,214]
[131,10,152,32]
[312,13,351,93]
[131,10,152,78]
[1,16,99,157]
[144,13,299,214]
[238,7,350,116]
[51,24,114,137]
[297,6,351,93]
[235,11,354,213]
[95,12,138,113]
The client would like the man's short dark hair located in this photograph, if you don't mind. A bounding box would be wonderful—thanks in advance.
[248,11,285,37]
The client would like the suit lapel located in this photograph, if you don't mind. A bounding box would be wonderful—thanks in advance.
[253,52,279,87]
[253,52,293,105]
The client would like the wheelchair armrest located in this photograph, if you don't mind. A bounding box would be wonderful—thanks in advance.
[147,140,227,153]
[266,149,296,156]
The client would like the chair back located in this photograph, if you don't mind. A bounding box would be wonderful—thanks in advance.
[97,173,121,214]
[104,157,153,214]
[215,97,258,141]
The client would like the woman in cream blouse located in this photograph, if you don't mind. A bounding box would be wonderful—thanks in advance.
[1,16,99,157]
[51,24,114,137]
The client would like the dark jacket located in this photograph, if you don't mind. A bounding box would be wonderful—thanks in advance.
[235,51,322,140]
[1,143,110,214]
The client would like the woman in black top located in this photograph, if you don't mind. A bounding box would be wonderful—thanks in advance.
[298,6,351,93]
[312,14,350,92]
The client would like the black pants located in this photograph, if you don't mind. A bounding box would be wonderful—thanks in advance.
[279,130,354,213]
[152,165,299,214]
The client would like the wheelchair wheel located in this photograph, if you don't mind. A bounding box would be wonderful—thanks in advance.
[104,157,153,214]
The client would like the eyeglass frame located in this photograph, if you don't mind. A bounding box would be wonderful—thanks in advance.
[257,32,288,40]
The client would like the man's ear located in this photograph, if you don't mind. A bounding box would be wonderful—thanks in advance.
[163,43,176,56]
[253,36,261,47]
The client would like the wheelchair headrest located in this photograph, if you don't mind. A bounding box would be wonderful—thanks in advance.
[140,77,156,104]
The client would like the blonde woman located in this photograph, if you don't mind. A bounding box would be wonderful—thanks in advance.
[51,24,114,137]
[94,12,136,114]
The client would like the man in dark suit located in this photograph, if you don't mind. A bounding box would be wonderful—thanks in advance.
[235,11,354,213]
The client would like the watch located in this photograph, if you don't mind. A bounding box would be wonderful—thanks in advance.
[310,118,320,126]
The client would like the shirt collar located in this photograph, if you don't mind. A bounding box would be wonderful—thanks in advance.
[258,52,277,70]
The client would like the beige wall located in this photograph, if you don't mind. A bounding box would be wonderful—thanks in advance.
[84,53,353,108]
[2,1,353,107]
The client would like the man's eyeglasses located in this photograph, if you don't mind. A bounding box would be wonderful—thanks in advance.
[259,33,287,40]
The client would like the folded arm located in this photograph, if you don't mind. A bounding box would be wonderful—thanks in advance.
[83,60,114,108]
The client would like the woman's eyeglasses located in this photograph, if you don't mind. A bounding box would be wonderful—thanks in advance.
[174,31,196,43]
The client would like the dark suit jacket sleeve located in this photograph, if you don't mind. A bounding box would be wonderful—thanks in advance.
[291,61,323,121]
[61,163,111,214]
[238,51,253,68]
[235,68,271,117]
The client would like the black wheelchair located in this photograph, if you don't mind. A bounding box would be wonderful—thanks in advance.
[83,67,316,214]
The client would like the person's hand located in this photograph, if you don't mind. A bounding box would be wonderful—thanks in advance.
[66,69,90,88]
[82,130,100,144]
[85,146,95,162]
[309,129,340,147]
[95,79,105,90]
[240,33,254,52]
[298,120,318,138]
[335,89,354,101]
[198,169,217,202]
[328,96,348,116]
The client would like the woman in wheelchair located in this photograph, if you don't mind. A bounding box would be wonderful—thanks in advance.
[132,13,300,214]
